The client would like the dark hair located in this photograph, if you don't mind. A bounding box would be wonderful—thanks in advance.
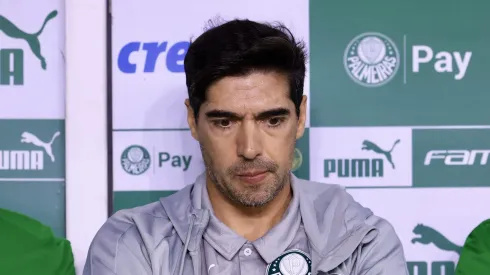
[184,18,307,119]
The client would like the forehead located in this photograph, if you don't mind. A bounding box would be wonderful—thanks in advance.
[202,71,292,111]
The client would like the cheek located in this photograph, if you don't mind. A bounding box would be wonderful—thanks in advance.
[198,129,236,167]
[264,129,296,163]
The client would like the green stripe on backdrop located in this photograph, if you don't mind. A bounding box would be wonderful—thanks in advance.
[113,191,177,213]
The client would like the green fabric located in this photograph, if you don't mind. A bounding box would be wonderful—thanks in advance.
[0,208,76,275]
[455,219,490,275]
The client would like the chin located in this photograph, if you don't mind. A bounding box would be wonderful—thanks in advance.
[238,193,274,207]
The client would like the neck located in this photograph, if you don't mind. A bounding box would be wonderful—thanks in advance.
[206,176,292,242]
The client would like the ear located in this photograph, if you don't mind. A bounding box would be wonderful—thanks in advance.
[295,95,307,140]
[185,99,199,141]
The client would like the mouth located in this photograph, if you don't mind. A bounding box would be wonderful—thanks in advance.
[236,170,269,184]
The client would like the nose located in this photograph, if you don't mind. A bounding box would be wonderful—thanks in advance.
[236,120,262,160]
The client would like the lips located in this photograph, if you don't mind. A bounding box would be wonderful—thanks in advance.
[236,170,268,184]
[236,170,268,177]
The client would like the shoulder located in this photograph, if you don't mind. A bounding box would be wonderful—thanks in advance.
[298,178,400,234]
[88,201,175,256]
[295,177,374,220]
[468,218,490,235]
[84,183,200,275]
[83,202,170,274]
[296,177,351,200]
[298,179,407,273]
[461,218,490,251]
[455,219,490,274]
[0,208,54,239]
[295,177,403,247]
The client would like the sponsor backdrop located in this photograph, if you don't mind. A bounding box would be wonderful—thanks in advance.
[111,1,490,274]
[0,1,66,237]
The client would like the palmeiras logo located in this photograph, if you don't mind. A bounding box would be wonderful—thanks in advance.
[121,145,151,175]
[266,249,311,275]
[291,148,303,172]
[343,32,400,87]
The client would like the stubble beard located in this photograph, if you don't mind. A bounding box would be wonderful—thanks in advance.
[200,144,290,207]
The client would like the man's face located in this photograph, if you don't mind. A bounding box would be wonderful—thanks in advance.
[186,71,307,207]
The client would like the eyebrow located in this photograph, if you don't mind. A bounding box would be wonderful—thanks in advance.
[204,107,291,120]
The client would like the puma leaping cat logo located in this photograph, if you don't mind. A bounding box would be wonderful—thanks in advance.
[412,224,462,255]
[0,10,58,70]
[20,131,60,162]
[361,139,400,169]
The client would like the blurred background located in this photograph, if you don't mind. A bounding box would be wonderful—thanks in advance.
[1,0,489,274]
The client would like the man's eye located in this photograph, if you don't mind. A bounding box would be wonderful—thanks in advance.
[217,119,231,127]
[267,117,283,127]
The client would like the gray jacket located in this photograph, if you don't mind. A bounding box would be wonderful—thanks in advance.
[83,173,409,275]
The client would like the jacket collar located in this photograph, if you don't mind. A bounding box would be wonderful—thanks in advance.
[159,173,209,252]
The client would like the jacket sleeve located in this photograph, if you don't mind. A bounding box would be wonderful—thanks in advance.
[455,219,490,275]
[357,216,409,275]
[83,215,152,275]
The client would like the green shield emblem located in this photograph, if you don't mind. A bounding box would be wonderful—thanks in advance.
[265,249,311,275]
[291,148,303,172]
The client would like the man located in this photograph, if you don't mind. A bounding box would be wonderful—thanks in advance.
[84,19,408,274]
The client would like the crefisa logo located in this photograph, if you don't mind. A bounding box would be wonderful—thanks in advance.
[344,32,400,87]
